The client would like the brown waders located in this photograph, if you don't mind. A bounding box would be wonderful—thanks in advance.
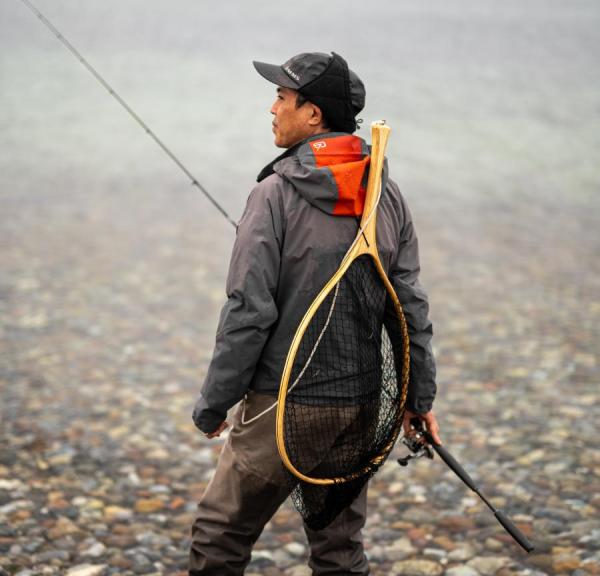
[189,392,370,575]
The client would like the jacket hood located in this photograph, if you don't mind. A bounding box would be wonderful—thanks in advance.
[259,133,372,217]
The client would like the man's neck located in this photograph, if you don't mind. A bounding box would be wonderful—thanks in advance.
[285,128,331,151]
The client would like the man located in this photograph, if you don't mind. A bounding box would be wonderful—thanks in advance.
[190,52,440,575]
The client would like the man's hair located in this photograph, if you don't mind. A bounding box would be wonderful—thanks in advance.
[295,92,308,108]
[295,92,330,129]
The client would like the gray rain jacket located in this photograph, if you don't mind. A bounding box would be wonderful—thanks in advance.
[193,132,436,433]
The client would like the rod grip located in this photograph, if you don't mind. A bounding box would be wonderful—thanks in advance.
[494,509,535,552]
[425,434,478,492]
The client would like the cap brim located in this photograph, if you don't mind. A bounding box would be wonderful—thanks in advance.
[253,60,299,89]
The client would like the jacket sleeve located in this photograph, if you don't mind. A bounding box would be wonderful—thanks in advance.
[192,181,284,433]
[388,183,437,414]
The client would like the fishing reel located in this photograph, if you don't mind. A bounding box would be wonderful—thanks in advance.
[397,419,434,466]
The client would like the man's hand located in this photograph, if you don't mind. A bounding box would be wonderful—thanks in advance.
[402,409,442,445]
[205,421,229,439]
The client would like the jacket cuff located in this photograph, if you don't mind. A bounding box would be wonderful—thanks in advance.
[192,393,226,434]
[405,396,434,415]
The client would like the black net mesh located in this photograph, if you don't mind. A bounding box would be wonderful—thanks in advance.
[283,254,408,530]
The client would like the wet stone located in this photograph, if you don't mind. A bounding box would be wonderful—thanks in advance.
[527,554,554,571]
[284,542,306,557]
[104,505,134,522]
[47,517,82,539]
[467,556,511,575]
[438,516,476,533]
[21,538,43,554]
[65,566,107,576]
[134,499,164,514]
[366,544,387,562]
[271,549,295,568]
[135,531,172,547]
[535,506,581,523]
[483,537,504,551]
[445,567,479,576]
[284,567,311,576]
[423,547,447,561]
[107,554,133,570]
[448,543,477,562]
[33,549,71,563]
[132,566,156,575]
[390,559,443,576]
[80,540,107,557]
[0,526,17,538]
[131,553,155,575]
[385,537,415,561]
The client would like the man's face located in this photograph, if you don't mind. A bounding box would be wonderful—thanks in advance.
[270,87,316,149]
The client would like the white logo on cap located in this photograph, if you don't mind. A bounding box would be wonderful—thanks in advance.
[284,65,300,82]
[312,141,327,150]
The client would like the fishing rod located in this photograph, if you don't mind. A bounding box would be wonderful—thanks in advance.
[398,418,535,553]
[19,0,237,228]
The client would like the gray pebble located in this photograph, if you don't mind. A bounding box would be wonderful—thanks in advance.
[23,538,45,553]
[284,542,306,557]
[34,550,71,563]
[445,567,479,576]
[284,566,312,576]
[135,531,172,547]
[448,544,477,562]
[81,541,106,558]
[0,525,17,537]
[466,556,510,576]
[390,559,443,576]
[385,537,415,561]
[272,549,295,568]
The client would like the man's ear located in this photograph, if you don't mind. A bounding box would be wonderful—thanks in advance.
[307,103,325,128]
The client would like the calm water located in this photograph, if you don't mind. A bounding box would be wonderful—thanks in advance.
[2,0,599,208]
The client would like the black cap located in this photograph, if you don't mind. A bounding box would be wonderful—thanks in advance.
[253,52,366,134]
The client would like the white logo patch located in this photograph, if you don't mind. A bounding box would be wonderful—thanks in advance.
[284,65,300,82]
[311,141,327,150]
